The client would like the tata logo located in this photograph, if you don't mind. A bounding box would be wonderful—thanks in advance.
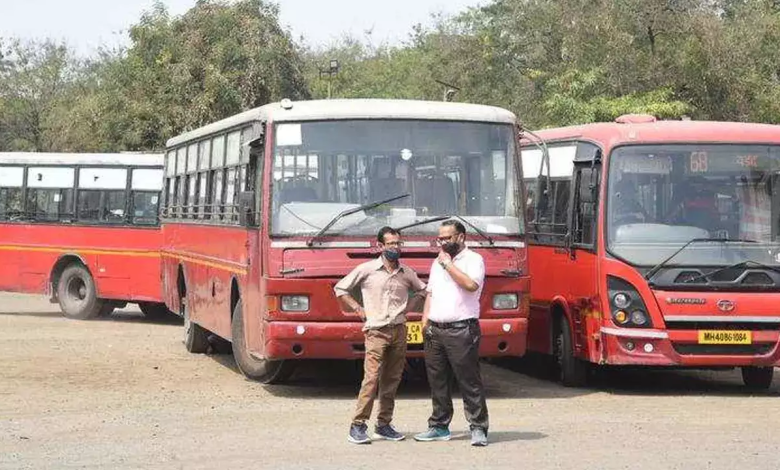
[666,298,706,305]
[717,300,736,312]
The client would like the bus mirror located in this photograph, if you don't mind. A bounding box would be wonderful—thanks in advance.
[536,176,550,214]
[580,181,596,204]
[579,168,597,204]
[239,190,255,226]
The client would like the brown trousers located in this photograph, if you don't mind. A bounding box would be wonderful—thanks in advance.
[352,323,407,426]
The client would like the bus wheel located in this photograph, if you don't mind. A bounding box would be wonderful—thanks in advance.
[182,297,209,353]
[231,299,295,384]
[139,302,173,321]
[741,366,773,390]
[555,316,588,387]
[57,264,105,320]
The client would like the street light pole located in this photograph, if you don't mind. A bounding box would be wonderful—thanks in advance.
[318,59,340,99]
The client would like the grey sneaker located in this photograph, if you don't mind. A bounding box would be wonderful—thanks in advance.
[413,426,451,442]
[348,423,371,444]
[471,427,488,447]
[374,424,405,441]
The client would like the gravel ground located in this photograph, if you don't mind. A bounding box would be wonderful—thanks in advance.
[1,293,779,470]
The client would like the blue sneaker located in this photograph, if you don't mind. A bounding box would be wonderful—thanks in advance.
[348,423,371,444]
[374,424,405,441]
[413,426,451,442]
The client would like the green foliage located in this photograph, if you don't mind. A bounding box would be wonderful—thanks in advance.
[2,0,780,153]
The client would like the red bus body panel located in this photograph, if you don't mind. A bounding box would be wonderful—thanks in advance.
[0,223,162,302]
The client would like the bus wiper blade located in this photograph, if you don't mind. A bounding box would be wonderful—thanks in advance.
[395,214,494,245]
[306,193,410,247]
[683,259,780,284]
[395,215,451,232]
[644,237,758,283]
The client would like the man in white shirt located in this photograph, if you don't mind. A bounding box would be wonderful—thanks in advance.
[414,220,489,447]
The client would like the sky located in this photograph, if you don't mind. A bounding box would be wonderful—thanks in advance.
[0,0,484,55]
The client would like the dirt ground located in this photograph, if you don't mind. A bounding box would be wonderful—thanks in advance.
[1,292,779,470]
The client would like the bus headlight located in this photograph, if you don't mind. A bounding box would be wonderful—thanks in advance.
[631,310,648,326]
[281,295,310,312]
[492,293,518,310]
[612,292,631,309]
[607,276,653,328]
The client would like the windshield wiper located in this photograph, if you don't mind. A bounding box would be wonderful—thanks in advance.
[395,214,494,245]
[306,193,410,247]
[682,259,780,285]
[644,237,757,283]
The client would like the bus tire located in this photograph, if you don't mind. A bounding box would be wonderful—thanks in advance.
[183,297,209,353]
[741,366,773,390]
[57,264,105,320]
[556,315,588,387]
[139,302,173,321]
[231,299,294,384]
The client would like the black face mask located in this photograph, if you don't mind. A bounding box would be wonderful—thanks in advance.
[383,248,401,262]
[442,241,460,257]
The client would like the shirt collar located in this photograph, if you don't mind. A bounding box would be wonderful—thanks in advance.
[371,256,404,273]
[453,247,470,261]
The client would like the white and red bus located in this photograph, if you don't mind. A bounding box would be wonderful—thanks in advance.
[521,115,780,389]
[0,152,168,319]
[161,98,530,383]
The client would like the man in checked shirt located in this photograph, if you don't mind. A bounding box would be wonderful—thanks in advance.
[335,226,426,445]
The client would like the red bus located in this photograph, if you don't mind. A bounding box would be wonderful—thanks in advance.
[521,115,780,389]
[0,152,168,320]
[161,98,530,383]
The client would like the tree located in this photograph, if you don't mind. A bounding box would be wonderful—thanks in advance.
[0,39,78,151]
[90,0,310,151]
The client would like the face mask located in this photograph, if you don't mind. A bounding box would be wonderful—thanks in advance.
[442,241,460,257]
[383,248,401,262]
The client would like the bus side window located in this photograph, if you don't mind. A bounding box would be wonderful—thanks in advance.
[0,166,25,221]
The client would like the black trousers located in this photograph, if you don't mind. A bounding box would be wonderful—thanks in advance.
[424,320,489,432]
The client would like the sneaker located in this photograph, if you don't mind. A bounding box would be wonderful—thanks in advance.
[413,426,451,442]
[348,423,371,444]
[374,424,405,441]
[470,427,488,447]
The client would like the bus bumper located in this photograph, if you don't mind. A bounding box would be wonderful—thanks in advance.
[263,318,528,360]
[600,327,780,367]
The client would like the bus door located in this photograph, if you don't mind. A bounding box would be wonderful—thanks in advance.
[563,156,602,359]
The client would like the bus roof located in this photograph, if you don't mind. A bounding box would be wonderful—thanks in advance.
[0,152,163,167]
[166,99,518,148]
[527,118,780,149]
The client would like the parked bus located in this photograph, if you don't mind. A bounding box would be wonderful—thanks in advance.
[521,114,780,389]
[0,152,168,320]
[161,98,529,383]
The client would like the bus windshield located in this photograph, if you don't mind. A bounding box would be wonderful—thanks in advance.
[607,144,780,267]
[271,119,521,237]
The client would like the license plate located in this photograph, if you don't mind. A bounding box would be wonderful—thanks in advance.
[697,330,752,345]
[406,322,423,344]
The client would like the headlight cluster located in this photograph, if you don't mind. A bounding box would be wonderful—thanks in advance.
[607,276,652,328]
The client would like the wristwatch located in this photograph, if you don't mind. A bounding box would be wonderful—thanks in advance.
[438,259,450,269]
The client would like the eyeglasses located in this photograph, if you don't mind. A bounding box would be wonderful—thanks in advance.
[382,241,403,247]
[435,235,457,245]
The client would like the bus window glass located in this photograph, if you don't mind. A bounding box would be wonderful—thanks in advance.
[271,120,521,236]
[608,144,780,267]
[212,135,226,168]
[226,131,241,166]
[131,192,159,225]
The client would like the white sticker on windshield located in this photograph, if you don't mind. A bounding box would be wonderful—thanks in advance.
[486,223,509,234]
[151,196,159,204]
[276,123,302,146]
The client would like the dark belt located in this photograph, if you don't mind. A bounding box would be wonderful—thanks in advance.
[428,318,478,329]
